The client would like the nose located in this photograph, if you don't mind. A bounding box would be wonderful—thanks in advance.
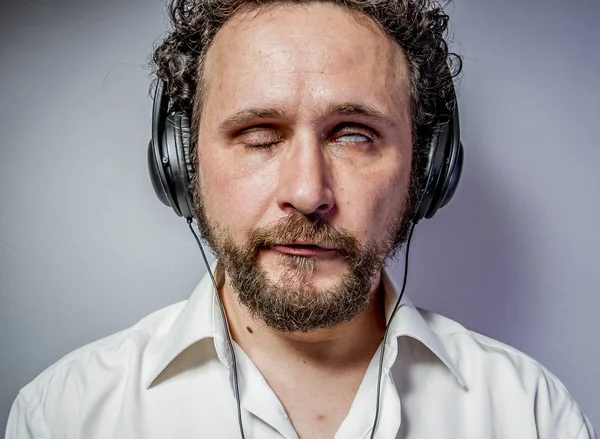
[276,135,335,216]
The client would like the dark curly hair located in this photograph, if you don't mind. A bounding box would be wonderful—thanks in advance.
[151,0,462,222]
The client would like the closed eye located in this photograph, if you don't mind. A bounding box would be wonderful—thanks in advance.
[243,140,280,150]
[238,126,284,150]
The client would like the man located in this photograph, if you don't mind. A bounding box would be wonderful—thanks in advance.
[6,0,596,438]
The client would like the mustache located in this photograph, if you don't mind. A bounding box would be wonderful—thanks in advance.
[248,213,362,266]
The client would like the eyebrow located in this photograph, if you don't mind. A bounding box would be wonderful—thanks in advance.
[321,102,397,128]
[217,102,398,136]
[218,107,287,136]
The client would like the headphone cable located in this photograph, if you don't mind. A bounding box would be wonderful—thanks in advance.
[187,218,247,439]
[369,222,416,439]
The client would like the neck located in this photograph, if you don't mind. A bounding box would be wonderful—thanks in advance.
[219,271,387,370]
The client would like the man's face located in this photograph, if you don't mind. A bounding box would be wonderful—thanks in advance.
[194,3,414,332]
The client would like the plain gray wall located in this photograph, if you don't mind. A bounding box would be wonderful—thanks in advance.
[1,0,598,434]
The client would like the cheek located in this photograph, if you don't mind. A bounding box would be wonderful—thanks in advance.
[381,164,412,224]
[197,147,278,237]
[337,160,410,243]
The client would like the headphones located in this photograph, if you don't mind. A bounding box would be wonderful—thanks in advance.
[148,79,463,222]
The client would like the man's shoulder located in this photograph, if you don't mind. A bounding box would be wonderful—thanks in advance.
[412,307,595,438]
[418,306,565,385]
[18,300,187,403]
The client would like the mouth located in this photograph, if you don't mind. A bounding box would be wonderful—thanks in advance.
[269,242,337,258]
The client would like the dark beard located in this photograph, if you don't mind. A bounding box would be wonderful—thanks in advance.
[220,213,391,332]
[192,181,413,332]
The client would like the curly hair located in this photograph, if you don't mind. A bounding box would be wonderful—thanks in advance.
[151,0,462,219]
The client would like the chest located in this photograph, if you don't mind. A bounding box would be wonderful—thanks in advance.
[103,373,539,439]
[73,342,545,439]
[269,374,365,439]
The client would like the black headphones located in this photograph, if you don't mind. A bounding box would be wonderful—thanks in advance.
[148,79,463,222]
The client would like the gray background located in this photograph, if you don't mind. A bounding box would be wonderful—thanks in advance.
[1,0,598,434]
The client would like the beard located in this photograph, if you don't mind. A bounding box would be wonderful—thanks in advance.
[192,181,414,333]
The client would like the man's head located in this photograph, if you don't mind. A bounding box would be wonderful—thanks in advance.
[152,0,460,332]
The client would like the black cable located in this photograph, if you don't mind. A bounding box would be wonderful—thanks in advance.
[189,217,414,439]
[187,218,247,439]
[369,222,416,439]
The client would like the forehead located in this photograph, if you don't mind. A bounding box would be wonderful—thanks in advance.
[201,3,412,123]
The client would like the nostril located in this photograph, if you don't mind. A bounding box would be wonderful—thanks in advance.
[317,203,332,212]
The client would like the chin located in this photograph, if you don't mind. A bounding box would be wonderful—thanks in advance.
[262,255,348,290]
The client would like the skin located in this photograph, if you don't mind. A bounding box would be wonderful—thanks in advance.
[197,3,413,438]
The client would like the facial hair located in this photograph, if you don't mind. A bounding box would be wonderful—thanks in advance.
[192,181,413,333]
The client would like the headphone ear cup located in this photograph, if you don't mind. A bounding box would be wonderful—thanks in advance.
[414,104,463,221]
[177,112,196,218]
[147,80,195,219]
[148,80,185,217]
[147,138,171,208]
[435,140,463,211]
[164,111,195,219]
[414,128,447,222]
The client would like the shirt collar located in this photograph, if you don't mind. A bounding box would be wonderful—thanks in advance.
[144,263,229,389]
[145,264,467,390]
[380,270,468,389]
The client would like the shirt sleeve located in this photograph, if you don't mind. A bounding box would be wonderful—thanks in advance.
[530,366,597,439]
[575,413,598,439]
[5,392,52,439]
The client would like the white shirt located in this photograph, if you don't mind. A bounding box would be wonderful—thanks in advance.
[6,267,596,439]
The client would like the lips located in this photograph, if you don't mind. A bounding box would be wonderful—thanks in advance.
[270,243,336,257]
